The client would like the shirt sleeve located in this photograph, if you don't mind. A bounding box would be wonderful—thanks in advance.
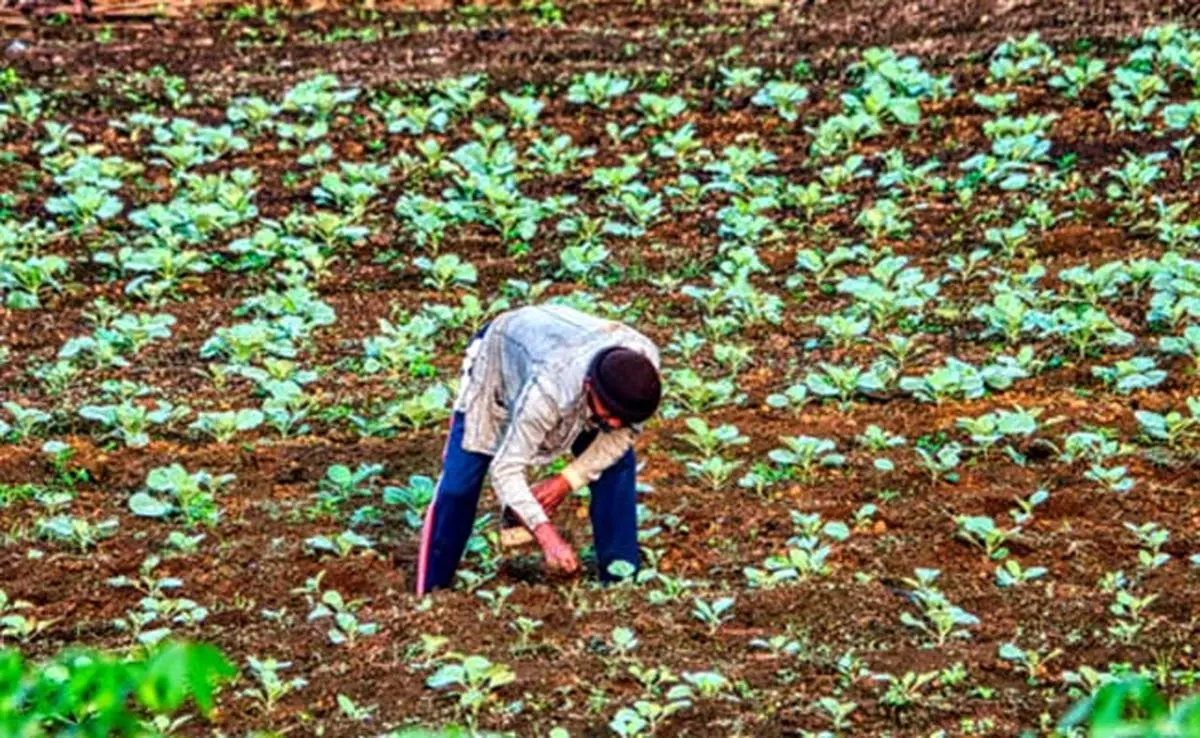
[488,379,559,530]
[561,427,636,491]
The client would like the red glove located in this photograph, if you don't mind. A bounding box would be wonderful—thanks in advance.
[531,475,572,517]
[533,523,579,574]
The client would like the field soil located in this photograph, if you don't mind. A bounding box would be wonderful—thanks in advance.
[2,1,1200,736]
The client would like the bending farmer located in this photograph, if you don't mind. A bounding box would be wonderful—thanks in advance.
[415,304,662,595]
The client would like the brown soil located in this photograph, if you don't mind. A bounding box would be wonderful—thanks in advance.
[2,1,1200,736]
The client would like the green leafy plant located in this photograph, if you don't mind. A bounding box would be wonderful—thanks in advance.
[690,596,735,633]
[0,641,236,733]
[897,568,979,646]
[1058,677,1200,736]
[240,655,307,715]
[187,408,263,443]
[128,464,233,528]
[426,653,516,729]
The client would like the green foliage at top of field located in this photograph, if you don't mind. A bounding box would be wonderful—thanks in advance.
[1,15,1200,738]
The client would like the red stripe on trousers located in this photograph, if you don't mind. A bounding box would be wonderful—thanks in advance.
[415,415,456,596]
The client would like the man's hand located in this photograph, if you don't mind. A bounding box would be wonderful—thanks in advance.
[533,523,579,575]
[530,475,572,517]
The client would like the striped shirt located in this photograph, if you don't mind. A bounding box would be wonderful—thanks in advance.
[453,304,661,530]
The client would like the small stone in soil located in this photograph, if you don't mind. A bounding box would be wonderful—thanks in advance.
[5,40,29,58]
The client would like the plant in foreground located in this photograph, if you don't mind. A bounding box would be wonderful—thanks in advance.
[426,653,516,728]
[1058,676,1200,736]
[0,641,235,733]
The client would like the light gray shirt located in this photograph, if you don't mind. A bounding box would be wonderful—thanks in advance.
[452,304,660,530]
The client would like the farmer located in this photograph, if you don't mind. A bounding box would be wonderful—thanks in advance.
[415,304,662,595]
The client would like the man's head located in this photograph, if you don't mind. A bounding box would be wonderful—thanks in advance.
[584,347,662,431]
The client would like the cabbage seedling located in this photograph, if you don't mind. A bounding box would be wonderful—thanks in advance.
[897,568,979,646]
[769,436,844,483]
[1091,356,1167,394]
[816,696,857,731]
[307,589,379,645]
[751,81,808,123]
[567,71,631,109]
[998,641,1062,685]
[383,475,436,530]
[1,254,69,309]
[1134,397,1200,447]
[36,515,118,552]
[240,656,307,715]
[954,515,1020,560]
[691,596,734,633]
[414,254,477,291]
[129,464,233,528]
[994,560,1047,588]
[914,442,963,483]
[426,653,516,728]
[1049,56,1106,99]
[1,402,51,441]
[877,670,939,709]
[188,409,263,443]
[1107,590,1158,645]
[304,530,374,558]
[1158,325,1200,368]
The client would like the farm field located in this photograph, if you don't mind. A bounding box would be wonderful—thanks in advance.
[2,0,1200,735]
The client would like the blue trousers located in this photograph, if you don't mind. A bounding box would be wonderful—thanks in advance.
[415,411,640,594]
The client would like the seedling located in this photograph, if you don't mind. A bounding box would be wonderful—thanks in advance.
[995,559,1048,588]
[877,670,938,709]
[691,596,735,633]
[609,694,693,738]
[1009,488,1050,525]
[128,464,233,528]
[78,400,189,449]
[0,611,58,643]
[476,585,515,619]
[816,696,857,731]
[306,589,379,645]
[998,641,1063,685]
[676,418,748,461]
[750,634,805,659]
[304,530,375,558]
[316,462,383,510]
[1126,522,1172,574]
[914,442,963,483]
[36,515,118,552]
[769,436,845,483]
[336,693,378,723]
[240,656,307,715]
[426,652,516,728]
[954,515,1020,560]
[897,568,979,646]
[1107,590,1158,645]
[188,409,263,443]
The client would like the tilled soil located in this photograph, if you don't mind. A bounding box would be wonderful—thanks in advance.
[2,1,1200,736]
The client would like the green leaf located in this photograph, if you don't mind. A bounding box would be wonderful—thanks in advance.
[184,643,236,715]
[822,521,851,541]
[129,492,173,518]
[997,642,1024,661]
[327,464,352,487]
[426,664,465,689]
[890,98,921,126]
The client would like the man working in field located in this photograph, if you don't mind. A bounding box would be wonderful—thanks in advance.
[415,304,662,595]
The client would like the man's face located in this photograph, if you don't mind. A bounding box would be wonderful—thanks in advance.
[585,382,625,432]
